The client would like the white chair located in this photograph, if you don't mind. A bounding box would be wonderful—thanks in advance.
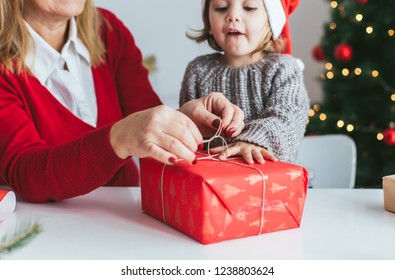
[296,134,357,188]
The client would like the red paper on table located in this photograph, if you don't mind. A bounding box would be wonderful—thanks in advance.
[0,190,16,223]
[140,157,308,244]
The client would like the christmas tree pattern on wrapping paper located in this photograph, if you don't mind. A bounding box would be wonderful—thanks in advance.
[224,212,233,229]
[297,197,306,220]
[188,208,195,234]
[250,219,266,228]
[202,212,215,240]
[240,196,262,222]
[180,183,187,205]
[192,194,201,210]
[270,183,287,194]
[247,195,262,208]
[244,174,266,185]
[146,158,307,244]
[164,202,171,221]
[175,203,182,227]
[222,184,245,199]
[206,178,216,184]
[211,194,220,209]
[169,177,176,199]
[206,168,298,238]
[264,201,287,213]
[235,210,247,222]
[288,191,296,201]
[287,169,304,181]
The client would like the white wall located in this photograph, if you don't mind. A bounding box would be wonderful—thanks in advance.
[94,0,330,107]
[290,0,330,103]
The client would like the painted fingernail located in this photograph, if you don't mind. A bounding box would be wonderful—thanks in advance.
[226,127,236,137]
[169,157,177,164]
[212,119,221,129]
[192,157,198,165]
[198,143,204,150]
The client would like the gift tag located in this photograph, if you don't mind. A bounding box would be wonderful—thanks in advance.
[0,190,16,222]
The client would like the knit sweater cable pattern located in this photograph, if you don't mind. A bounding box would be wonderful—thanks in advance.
[179,53,310,163]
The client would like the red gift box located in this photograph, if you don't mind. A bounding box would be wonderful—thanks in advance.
[140,157,308,244]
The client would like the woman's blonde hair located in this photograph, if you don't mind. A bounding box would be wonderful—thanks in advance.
[0,0,105,74]
[187,0,284,54]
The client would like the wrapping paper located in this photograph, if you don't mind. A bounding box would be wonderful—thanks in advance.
[0,190,16,222]
[140,158,308,244]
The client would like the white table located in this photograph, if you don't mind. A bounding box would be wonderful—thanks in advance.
[1,187,395,260]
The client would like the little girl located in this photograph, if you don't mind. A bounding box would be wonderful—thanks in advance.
[179,0,309,164]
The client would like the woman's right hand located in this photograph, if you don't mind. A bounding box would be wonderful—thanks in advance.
[110,105,203,164]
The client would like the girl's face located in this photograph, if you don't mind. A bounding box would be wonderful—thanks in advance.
[23,0,86,22]
[209,0,269,67]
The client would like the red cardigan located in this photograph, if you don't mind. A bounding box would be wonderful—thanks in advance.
[0,9,162,202]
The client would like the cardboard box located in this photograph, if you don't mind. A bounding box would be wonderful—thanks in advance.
[383,175,395,213]
[140,157,309,244]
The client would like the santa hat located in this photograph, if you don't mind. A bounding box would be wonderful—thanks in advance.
[201,0,300,54]
[0,190,16,222]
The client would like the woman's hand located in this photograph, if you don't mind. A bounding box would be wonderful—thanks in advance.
[110,105,202,164]
[210,141,278,164]
[179,92,245,137]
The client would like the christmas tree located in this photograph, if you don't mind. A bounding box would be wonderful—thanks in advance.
[308,0,395,187]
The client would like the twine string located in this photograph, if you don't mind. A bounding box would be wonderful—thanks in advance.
[198,123,228,159]
[160,121,267,235]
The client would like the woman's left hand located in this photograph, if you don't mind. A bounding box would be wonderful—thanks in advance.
[179,92,244,137]
[210,141,278,164]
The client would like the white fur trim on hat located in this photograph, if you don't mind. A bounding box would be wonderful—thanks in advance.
[201,0,286,39]
[263,0,286,39]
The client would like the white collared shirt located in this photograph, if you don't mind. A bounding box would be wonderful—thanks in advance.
[24,17,97,127]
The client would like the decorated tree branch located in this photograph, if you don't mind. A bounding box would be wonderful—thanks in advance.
[309,0,395,187]
[0,220,42,256]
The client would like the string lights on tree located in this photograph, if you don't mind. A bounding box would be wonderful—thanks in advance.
[308,0,395,186]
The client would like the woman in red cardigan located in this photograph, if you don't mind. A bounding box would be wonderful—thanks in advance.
[0,0,244,202]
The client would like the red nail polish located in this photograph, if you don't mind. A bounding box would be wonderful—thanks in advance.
[212,119,221,129]
[192,157,198,165]
[226,127,236,137]
[169,157,177,164]
[198,143,204,150]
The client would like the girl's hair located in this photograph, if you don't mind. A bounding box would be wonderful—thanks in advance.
[187,0,285,54]
[0,0,106,74]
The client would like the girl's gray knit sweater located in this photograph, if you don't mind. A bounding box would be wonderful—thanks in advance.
[179,53,310,163]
